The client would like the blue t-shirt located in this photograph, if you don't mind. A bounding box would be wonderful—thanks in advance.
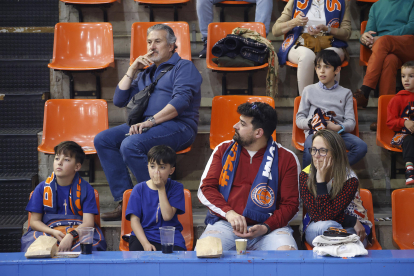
[26,180,98,215]
[126,179,186,250]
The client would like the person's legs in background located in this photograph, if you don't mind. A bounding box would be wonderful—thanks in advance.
[402,134,414,185]
[96,120,195,220]
[354,35,414,109]
[303,133,314,168]
[197,0,223,58]
[288,46,316,95]
[341,132,368,166]
[94,124,134,221]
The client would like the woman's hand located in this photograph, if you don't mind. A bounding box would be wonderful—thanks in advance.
[293,12,308,27]
[307,24,327,35]
[354,220,366,242]
[314,156,332,183]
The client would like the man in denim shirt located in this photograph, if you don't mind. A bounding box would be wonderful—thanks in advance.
[95,24,202,221]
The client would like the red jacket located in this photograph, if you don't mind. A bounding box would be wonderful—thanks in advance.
[198,141,300,231]
[387,90,414,132]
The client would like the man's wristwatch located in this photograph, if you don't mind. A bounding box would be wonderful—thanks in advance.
[67,229,79,242]
[147,116,156,127]
[260,223,271,235]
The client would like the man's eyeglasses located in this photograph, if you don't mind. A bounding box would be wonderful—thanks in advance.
[309,147,329,156]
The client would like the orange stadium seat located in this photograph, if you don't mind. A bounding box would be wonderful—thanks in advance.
[302,189,382,250]
[59,0,118,22]
[292,96,359,151]
[130,22,191,64]
[119,188,194,251]
[207,22,268,95]
[210,95,276,150]
[214,1,256,22]
[48,23,114,98]
[392,188,414,249]
[38,99,109,182]
[135,0,190,22]
[376,95,404,179]
[28,189,101,228]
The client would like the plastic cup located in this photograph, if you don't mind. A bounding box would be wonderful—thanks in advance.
[77,227,94,254]
[235,239,247,255]
[159,226,175,254]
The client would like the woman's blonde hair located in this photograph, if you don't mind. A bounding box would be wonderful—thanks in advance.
[307,129,353,199]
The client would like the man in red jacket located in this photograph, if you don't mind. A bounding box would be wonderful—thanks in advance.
[198,102,300,251]
[387,61,414,185]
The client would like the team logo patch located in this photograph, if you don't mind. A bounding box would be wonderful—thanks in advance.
[251,183,275,208]
[282,34,294,51]
[328,18,340,29]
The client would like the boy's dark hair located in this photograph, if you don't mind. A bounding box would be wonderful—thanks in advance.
[237,102,277,139]
[54,141,85,165]
[314,49,342,70]
[402,61,414,69]
[147,145,177,167]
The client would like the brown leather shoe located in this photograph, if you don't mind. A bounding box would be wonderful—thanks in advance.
[101,202,122,221]
[353,89,369,109]
[370,122,377,131]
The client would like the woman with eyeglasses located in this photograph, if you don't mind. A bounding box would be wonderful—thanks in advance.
[299,129,372,247]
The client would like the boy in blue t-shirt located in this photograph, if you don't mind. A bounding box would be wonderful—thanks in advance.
[126,145,186,251]
[22,141,106,252]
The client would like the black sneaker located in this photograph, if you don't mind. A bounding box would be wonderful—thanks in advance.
[405,169,414,185]
[199,39,207,58]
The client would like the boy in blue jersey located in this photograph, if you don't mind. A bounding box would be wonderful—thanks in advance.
[21,141,106,252]
[126,145,186,251]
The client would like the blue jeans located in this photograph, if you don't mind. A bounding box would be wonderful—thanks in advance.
[196,0,273,39]
[305,220,367,247]
[303,132,367,168]
[94,120,195,201]
[198,220,298,250]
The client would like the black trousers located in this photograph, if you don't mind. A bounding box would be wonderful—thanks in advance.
[402,134,414,164]
[129,235,186,251]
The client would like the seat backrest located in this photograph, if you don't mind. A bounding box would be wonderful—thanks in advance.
[38,99,108,154]
[50,23,114,68]
[206,22,266,69]
[359,189,379,244]
[130,22,191,64]
[292,96,360,150]
[120,188,194,251]
[392,188,414,249]
[180,189,194,251]
[210,95,277,150]
[376,95,399,151]
[28,189,101,227]
[360,21,372,66]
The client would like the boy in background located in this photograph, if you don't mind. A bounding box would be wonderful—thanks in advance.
[296,50,367,167]
[22,141,106,252]
[387,61,414,185]
[126,145,186,251]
